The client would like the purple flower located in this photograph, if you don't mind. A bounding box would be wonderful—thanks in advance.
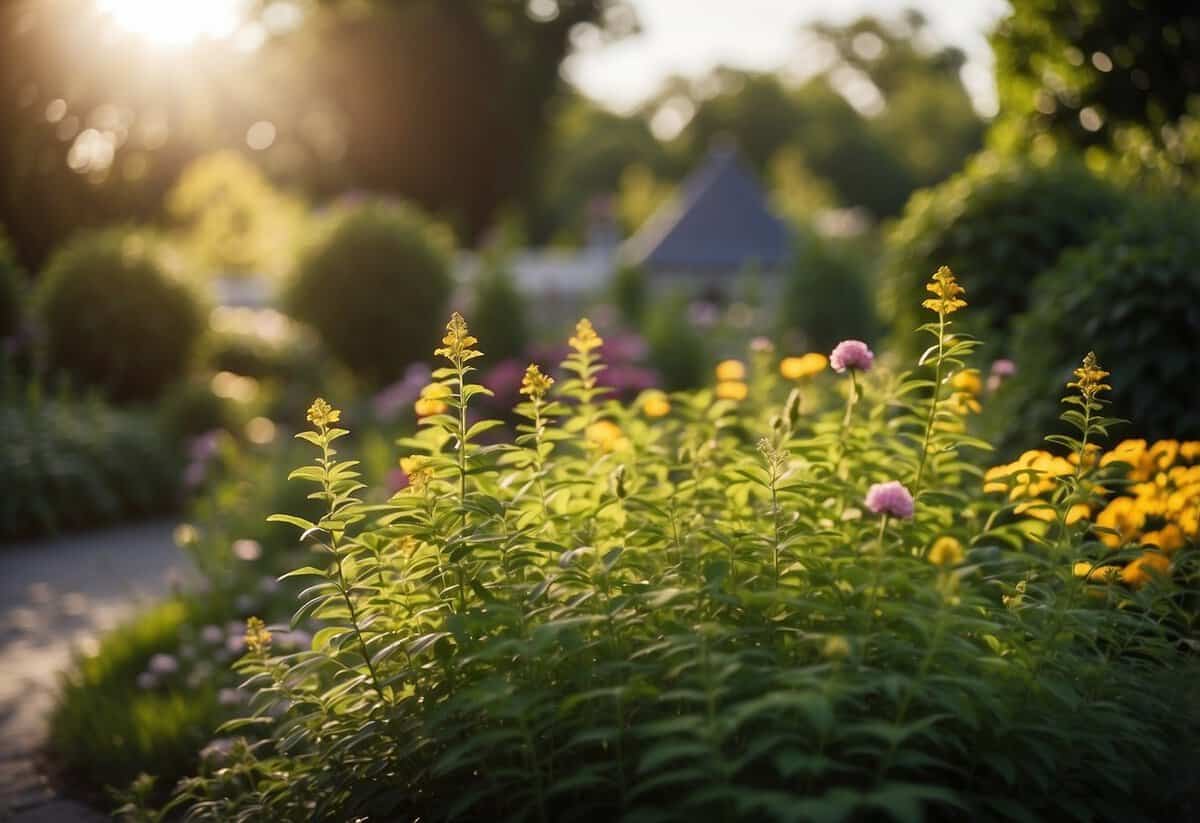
[830,340,874,373]
[148,653,179,676]
[864,481,915,519]
[990,358,1016,377]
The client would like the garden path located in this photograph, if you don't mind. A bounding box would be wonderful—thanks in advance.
[0,519,193,821]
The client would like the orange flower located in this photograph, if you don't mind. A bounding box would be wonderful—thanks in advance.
[1120,551,1171,587]
[641,391,671,418]
[780,353,827,380]
[715,359,746,381]
[715,380,748,401]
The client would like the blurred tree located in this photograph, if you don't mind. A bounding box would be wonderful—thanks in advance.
[611,262,648,328]
[778,231,879,353]
[616,164,675,235]
[0,0,635,268]
[768,146,839,228]
[167,151,307,281]
[992,0,1200,184]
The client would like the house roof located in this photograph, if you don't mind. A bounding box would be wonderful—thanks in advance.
[622,145,791,273]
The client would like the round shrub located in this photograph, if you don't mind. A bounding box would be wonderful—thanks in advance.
[34,229,203,401]
[997,197,1200,445]
[285,200,452,385]
[778,231,879,352]
[883,152,1125,351]
[469,266,527,364]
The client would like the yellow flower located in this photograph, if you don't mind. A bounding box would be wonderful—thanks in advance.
[1142,523,1185,553]
[400,455,434,492]
[946,391,982,415]
[780,353,828,380]
[715,359,746,381]
[1121,551,1170,588]
[414,383,451,417]
[715,380,748,401]
[586,420,626,452]
[1073,562,1120,583]
[244,616,272,655]
[950,369,982,395]
[641,391,671,418]
[823,635,851,659]
[434,312,481,363]
[1095,496,1144,548]
[519,364,555,402]
[306,397,341,428]
[928,536,964,567]
[1181,441,1200,463]
[921,265,967,315]
[569,318,603,353]
[1067,351,1110,401]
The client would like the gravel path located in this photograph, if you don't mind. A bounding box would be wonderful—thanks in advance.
[0,520,193,821]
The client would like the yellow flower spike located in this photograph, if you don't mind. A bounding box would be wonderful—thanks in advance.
[244,616,272,655]
[715,359,746,381]
[434,312,481,363]
[641,391,671,418]
[519,364,555,403]
[921,265,967,315]
[928,536,964,567]
[569,318,603,354]
[306,397,341,428]
[780,353,828,380]
[715,380,748,401]
[1067,351,1111,401]
[414,383,451,417]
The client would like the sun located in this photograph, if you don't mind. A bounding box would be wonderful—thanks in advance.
[97,0,246,47]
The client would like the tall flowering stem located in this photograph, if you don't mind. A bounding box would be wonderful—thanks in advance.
[913,266,967,496]
[518,364,556,528]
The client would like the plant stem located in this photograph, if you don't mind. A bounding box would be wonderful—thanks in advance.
[913,312,946,496]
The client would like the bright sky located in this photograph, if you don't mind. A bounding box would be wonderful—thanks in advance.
[565,0,1011,117]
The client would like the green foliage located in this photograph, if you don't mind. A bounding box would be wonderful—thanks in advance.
[285,200,453,385]
[611,263,648,328]
[0,379,179,540]
[778,232,879,352]
[163,290,1200,822]
[167,151,307,281]
[469,266,528,365]
[33,228,204,401]
[644,293,707,390]
[883,152,1125,352]
[997,198,1200,444]
[992,0,1200,185]
[49,598,225,807]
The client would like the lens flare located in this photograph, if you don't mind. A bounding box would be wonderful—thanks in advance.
[97,0,245,47]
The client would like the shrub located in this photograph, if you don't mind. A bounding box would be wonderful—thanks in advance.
[166,285,1200,821]
[469,266,527,365]
[778,231,879,352]
[612,262,648,328]
[0,380,180,540]
[994,198,1200,445]
[33,229,203,401]
[285,200,452,385]
[645,293,707,390]
[883,152,1125,352]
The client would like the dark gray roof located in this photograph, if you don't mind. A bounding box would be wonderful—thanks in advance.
[622,146,791,273]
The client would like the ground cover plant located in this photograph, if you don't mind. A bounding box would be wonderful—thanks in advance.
[141,270,1200,821]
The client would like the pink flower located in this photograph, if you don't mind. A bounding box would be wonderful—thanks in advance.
[865,481,914,519]
[989,358,1016,377]
[830,340,874,373]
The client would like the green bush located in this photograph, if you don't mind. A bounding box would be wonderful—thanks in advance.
[612,262,648,328]
[285,200,452,385]
[469,266,527,364]
[0,381,180,540]
[995,198,1200,444]
[162,306,1200,822]
[645,293,707,390]
[49,598,225,808]
[883,153,1125,352]
[33,229,203,401]
[778,231,879,352]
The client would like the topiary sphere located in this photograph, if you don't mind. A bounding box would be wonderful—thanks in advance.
[997,198,1200,447]
[34,229,203,401]
[883,152,1125,352]
[285,200,453,385]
